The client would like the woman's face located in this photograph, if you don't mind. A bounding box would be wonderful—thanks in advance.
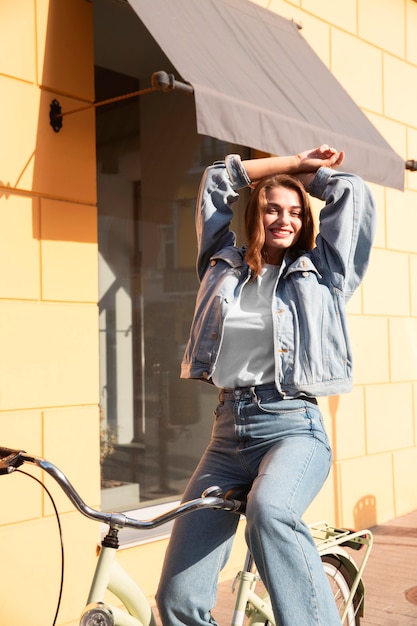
[262,185,303,264]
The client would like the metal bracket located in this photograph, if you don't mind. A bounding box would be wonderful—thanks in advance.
[49,99,63,133]
[49,71,193,133]
[406,159,417,171]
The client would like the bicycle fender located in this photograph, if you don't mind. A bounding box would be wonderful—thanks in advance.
[320,548,365,618]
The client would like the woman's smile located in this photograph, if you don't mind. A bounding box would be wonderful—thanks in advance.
[262,186,303,263]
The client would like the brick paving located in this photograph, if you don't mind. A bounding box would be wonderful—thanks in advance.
[356,509,417,625]
[155,509,417,625]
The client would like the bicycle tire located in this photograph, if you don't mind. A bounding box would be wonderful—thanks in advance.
[322,554,361,626]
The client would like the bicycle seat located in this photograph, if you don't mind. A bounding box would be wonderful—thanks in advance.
[224,485,251,515]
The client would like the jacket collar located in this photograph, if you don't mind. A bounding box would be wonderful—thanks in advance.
[210,246,321,277]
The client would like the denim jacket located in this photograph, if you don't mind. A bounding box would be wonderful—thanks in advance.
[180,157,376,397]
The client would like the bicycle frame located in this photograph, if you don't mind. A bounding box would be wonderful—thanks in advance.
[79,520,373,626]
[231,552,275,626]
[82,541,157,626]
[0,446,373,626]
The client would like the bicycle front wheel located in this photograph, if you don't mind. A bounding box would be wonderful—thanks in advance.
[322,555,361,626]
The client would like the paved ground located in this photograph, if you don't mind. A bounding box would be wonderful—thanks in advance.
[155,508,417,625]
[356,508,417,625]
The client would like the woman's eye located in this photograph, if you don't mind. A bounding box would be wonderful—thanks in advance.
[265,207,302,218]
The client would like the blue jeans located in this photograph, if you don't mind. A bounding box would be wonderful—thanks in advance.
[156,384,341,625]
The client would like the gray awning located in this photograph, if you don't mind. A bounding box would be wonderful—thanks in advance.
[128,0,404,190]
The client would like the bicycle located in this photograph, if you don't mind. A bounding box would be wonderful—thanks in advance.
[0,445,373,626]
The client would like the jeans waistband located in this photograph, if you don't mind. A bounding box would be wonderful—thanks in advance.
[220,383,317,405]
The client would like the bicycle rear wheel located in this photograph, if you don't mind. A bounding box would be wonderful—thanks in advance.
[322,554,361,625]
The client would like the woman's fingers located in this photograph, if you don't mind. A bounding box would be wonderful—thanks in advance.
[329,150,345,168]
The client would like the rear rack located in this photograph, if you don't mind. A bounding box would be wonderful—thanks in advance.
[310,521,373,552]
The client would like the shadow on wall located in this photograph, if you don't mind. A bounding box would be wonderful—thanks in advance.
[327,394,341,527]
[327,395,378,530]
[354,495,377,530]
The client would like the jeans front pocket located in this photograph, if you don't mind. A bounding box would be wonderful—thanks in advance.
[256,394,308,416]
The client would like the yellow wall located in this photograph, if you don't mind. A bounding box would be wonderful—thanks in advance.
[0,0,417,624]
[0,1,101,624]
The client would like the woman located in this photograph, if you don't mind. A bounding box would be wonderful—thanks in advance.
[156,145,376,625]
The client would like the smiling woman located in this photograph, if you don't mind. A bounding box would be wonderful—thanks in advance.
[243,147,342,276]
[262,182,305,264]
[156,147,377,626]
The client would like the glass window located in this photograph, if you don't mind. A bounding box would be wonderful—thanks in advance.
[95,62,249,511]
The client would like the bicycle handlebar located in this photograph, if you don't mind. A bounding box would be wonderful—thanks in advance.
[0,445,244,530]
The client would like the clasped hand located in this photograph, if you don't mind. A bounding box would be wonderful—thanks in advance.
[296,144,345,172]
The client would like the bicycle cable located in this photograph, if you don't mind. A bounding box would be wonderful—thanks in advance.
[16,469,64,626]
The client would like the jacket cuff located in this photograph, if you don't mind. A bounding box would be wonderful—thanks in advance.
[308,167,334,199]
[224,154,252,189]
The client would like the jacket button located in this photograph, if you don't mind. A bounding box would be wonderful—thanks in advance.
[202,372,209,379]
[211,332,218,339]
[302,271,309,277]
[210,259,217,266]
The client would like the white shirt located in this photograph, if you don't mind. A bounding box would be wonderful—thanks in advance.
[212,264,279,388]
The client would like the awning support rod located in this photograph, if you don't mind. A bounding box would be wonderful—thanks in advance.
[49,71,193,132]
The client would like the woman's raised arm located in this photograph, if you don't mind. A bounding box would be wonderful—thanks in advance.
[242,145,344,185]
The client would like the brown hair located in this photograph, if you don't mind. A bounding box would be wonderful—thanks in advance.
[244,174,315,277]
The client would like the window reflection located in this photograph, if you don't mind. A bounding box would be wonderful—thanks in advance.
[96,67,249,510]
